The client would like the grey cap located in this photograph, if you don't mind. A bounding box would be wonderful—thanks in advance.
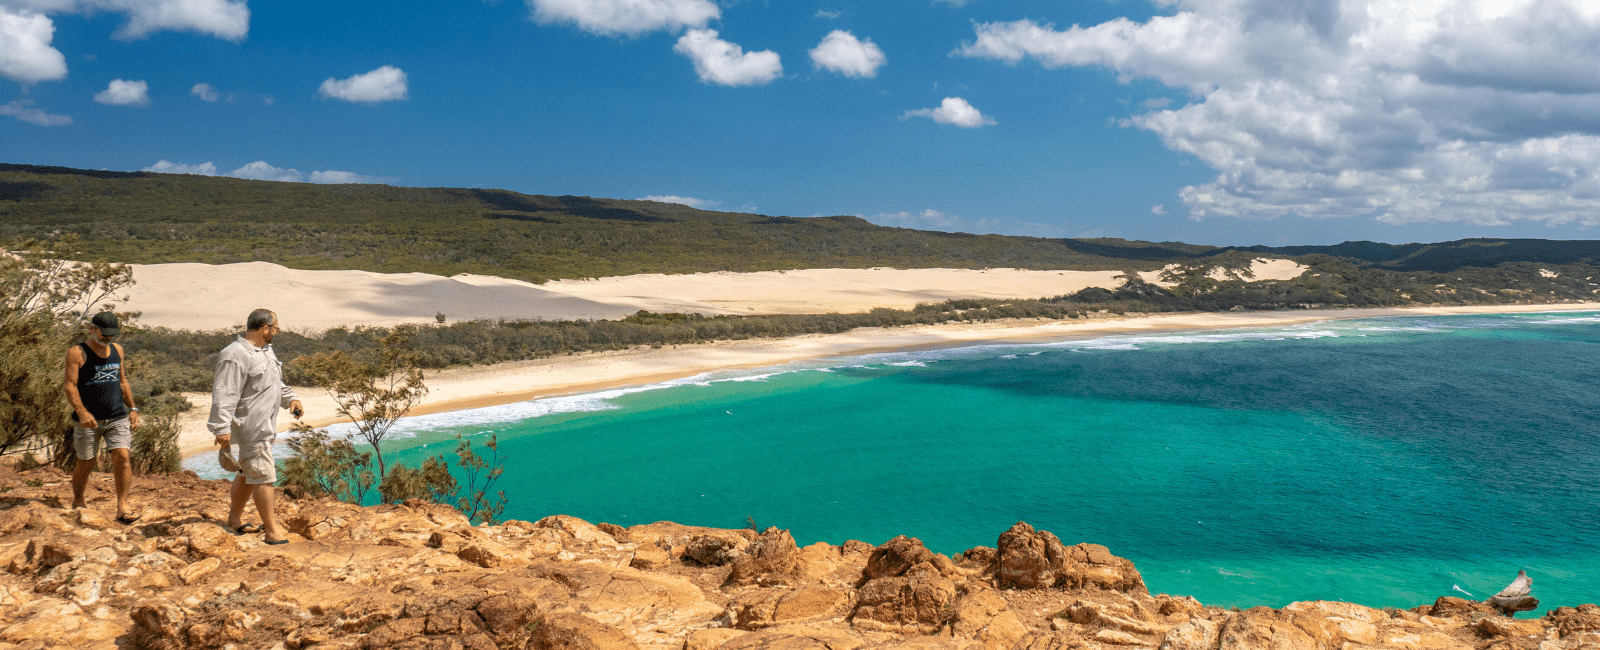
[217,445,239,473]
[90,312,120,336]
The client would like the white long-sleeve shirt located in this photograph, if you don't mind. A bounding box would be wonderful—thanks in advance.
[207,335,297,444]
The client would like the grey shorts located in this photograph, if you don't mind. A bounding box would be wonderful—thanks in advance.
[236,439,277,485]
[73,416,131,460]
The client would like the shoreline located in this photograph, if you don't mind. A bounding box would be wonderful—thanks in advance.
[176,301,1600,458]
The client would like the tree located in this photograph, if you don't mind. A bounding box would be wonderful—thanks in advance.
[0,236,133,458]
[278,423,376,503]
[291,326,427,479]
[451,433,507,525]
[288,328,508,518]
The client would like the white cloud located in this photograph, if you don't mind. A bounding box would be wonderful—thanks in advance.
[809,30,885,78]
[0,7,66,82]
[933,0,971,6]
[191,82,219,101]
[319,65,408,103]
[143,160,217,175]
[0,99,69,125]
[224,160,395,184]
[309,169,397,184]
[229,161,302,182]
[814,9,839,19]
[902,97,995,128]
[1150,204,1166,215]
[0,0,245,83]
[139,159,395,183]
[526,0,718,36]
[640,194,719,208]
[868,209,965,229]
[956,1,1600,227]
[93,78,149,106]
[673,29,782,86]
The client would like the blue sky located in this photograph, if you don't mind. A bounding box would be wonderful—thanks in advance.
[7,0,1600,246]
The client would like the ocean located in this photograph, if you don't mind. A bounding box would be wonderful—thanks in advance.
[189,310,1600,613]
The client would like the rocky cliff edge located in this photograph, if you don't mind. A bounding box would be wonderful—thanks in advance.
[1,463,1596,650]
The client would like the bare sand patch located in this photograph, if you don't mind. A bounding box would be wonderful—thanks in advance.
[125,259,1307,331]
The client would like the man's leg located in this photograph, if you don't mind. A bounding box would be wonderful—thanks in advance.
[69,423,96,508]
[252,484,286,542]
[227,473,252,528]
[108,448,132,518]
[70,457,95,508]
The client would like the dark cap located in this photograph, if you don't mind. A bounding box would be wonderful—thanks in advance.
[90,312,120,336]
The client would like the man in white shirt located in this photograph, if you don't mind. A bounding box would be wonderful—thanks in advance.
[208,308,303,544]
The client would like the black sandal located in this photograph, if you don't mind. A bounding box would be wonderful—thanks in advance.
[234,524,262,534]
[264,538,289,545]
[116,512,141,525]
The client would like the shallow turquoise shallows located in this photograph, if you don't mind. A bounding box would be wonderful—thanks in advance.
[190,311,1600,613]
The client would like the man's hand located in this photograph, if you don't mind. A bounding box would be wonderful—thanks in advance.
[289,400,304,419]
[78,412,98,430]
[128,410,141,430]
[214,434,230,447]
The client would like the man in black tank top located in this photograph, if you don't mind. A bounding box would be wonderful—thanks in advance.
[64,312,140,523]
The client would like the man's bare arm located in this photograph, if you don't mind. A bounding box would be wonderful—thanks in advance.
[63,346,94,428]
[114,343,139,430]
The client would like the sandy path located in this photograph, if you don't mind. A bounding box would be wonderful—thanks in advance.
[175,301,1600,457]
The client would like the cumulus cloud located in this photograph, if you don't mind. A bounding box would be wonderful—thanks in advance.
[191,82,219,101]
[0,8,66,82]
[1150,204,1166,215]
[933,0,971,6]
[143,160,217,175]
[809,30,885,78]
[673,29,782,86]
[93,79,149,106]
[526,0,718,36]
[640,194,719,208]
[0,99,69,125]
[867,209,965,229]
[814,9,839,19]
[309,169,396,184]
[0,0,245,83]
[956,0,1600,227]
[139,160,395,184]
[902,97,995,128]
[319,65,408,103]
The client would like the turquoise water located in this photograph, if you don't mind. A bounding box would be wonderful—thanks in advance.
[190,311,1600,612]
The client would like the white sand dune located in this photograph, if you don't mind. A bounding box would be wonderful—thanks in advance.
[125,258,1307,331]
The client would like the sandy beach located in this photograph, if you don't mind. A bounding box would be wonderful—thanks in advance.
[173,301,1600,457]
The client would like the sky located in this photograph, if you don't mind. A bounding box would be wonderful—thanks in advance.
[6,0,1600,246]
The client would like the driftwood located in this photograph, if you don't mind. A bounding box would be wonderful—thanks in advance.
[1485,569,1538,615]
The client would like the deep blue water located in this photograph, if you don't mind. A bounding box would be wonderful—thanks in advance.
[191,311,1600,612]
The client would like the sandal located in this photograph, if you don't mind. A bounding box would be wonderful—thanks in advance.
[264,538,290,545]
[234,524,263,534]
[116,512,141,525]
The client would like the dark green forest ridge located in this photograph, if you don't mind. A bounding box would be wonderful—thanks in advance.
[7,162,1600,279]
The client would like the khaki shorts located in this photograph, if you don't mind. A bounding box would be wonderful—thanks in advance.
[236,439,278,485]
[73,416,131,460]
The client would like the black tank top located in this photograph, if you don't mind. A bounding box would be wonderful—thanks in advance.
[76,342,128,421]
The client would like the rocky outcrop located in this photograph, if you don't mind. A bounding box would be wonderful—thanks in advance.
[0,461,1584,650]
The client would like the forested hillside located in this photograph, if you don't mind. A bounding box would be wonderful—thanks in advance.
[5,162,1598,280]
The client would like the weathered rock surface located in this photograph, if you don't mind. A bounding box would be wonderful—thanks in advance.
[0,461,1581,650]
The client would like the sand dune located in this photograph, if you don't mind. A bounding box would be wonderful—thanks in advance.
[125,258,1307,331]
